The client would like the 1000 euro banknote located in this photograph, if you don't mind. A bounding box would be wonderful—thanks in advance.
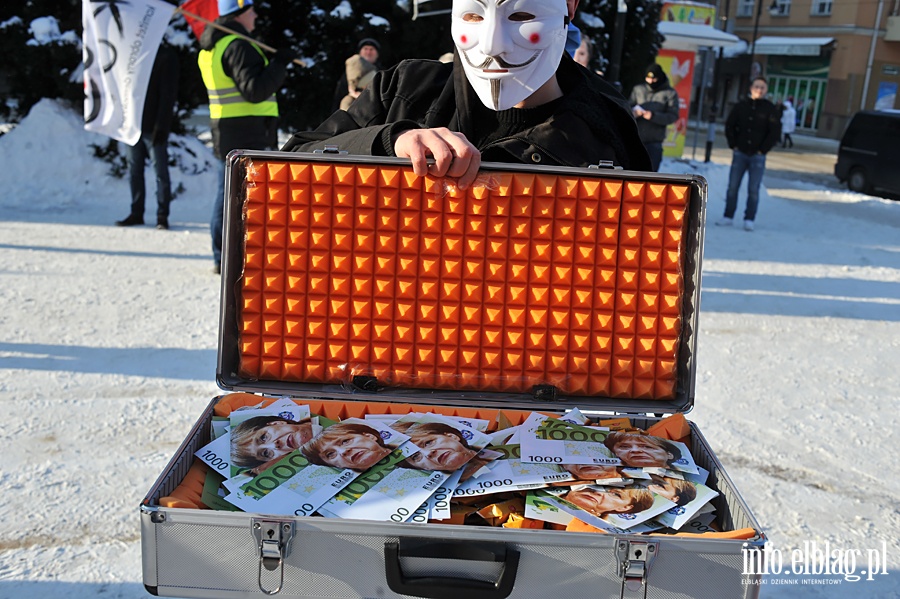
[318,442,449,522]
[226,449,359,517]
[452,444,573,498]
[519,413,620,466]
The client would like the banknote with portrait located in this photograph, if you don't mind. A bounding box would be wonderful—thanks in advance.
[453,444,574,498]
[519,412,620,466]
[648,478,719,530]
[535,484,675,530]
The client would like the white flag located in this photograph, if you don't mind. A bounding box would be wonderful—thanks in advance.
[82,0,176,145]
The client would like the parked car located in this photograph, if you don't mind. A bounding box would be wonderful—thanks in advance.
[834,110,900,198]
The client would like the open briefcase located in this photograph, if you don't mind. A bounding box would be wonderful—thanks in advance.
[140,150,766,599]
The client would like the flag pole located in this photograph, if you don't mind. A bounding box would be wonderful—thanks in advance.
[174,6,306,67]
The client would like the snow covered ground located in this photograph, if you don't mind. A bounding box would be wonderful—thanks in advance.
[1,99,898,598]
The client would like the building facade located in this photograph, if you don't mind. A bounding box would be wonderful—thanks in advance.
[724,0,900,139]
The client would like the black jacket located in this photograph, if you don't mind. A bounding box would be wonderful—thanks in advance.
[628,80,679,145]
[725,97,782,155]
[283,53,650,171]
[142,45,179,145]
[199,21,288,158]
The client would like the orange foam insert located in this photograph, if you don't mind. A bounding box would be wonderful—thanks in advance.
[235,159,690,398]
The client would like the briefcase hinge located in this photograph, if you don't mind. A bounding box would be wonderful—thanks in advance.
[252,519,295,595]
[616,540,657,599]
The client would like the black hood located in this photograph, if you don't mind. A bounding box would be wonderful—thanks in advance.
[645,63,669,91]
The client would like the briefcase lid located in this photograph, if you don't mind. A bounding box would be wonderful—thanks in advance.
[216,151,706,416]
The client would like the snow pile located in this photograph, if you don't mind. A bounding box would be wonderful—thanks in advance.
[0,99,216,220]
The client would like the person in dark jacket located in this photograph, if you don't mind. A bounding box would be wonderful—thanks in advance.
[116,44,179,230]
[198,0,295,273]
[628,63,680,171]
[283,0,650,187]
[716,77,781,231]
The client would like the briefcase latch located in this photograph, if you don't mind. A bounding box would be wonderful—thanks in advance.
[252,519,295,595]
[588,160,623,170]
[615,540,657,599]
[313,145,348,154]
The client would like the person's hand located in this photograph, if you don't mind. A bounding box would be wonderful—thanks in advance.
[642,110,653,120]
[632,106,644,117]
[272,47,299,65]
[393,127,481,190]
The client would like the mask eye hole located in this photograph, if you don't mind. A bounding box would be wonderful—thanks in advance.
[462,13,483,22]
[509,12,534,22]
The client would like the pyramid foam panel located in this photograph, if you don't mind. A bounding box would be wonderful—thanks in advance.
[235,159,689,399]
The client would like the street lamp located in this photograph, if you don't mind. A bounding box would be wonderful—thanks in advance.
[607,0,628,92]
[749,0,779,79]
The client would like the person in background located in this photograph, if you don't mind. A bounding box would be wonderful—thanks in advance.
[573,35,592,69]
[116,44,179,230]
[339,54,377,111]
[331,38,382,113]
[283,0,650,186]
[715,77,781,232]
[781,97,796,148]
[628,63,680,172]
[198,0,296,274]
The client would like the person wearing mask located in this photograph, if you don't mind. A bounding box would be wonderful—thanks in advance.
[283,0,650,187]
[628,63,680,172]
[116,45,179,230]
[198,0,296,273]
[715,77,781,231]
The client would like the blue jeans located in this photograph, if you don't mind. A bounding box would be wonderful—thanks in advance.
[724,150,766,221]
[644,141,663,172]
[211,160,226,265]
[126,137,172,220]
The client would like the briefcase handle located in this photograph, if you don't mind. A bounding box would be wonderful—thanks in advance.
[384,538,519,599]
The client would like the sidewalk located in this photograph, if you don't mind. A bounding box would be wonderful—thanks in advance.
[679,120,840,186]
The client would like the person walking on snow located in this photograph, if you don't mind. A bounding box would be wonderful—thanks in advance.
[116,45,179,230]
[715,77,781,232]
[781,98,796,148]
[198,0,296,274]
[628,63,680,172]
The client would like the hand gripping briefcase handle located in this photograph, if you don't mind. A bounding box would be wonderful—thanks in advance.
[384,538,520,599]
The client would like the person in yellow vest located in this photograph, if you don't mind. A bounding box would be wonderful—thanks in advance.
[198,0,296,273]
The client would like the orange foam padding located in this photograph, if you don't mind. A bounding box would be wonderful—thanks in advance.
[645,412,691,441]
[158,460,208,509]
[237,160,689,398]
[566,519,757,539]
[213,393,536,429]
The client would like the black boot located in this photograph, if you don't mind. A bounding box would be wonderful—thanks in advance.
[156,217,169,230]
[116,214,144,226]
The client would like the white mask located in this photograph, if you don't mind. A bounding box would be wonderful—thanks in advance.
[452,0,569,111]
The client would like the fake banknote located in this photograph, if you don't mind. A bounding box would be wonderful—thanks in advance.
[453,444,573,498]
[519,412,620,466]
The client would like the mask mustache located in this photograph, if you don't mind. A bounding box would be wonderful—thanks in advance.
[467,51,541,71]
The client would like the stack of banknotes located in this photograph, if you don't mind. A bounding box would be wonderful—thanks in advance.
[194,400,719,534]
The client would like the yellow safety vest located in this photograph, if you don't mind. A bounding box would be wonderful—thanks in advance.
[198,34,279,119]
